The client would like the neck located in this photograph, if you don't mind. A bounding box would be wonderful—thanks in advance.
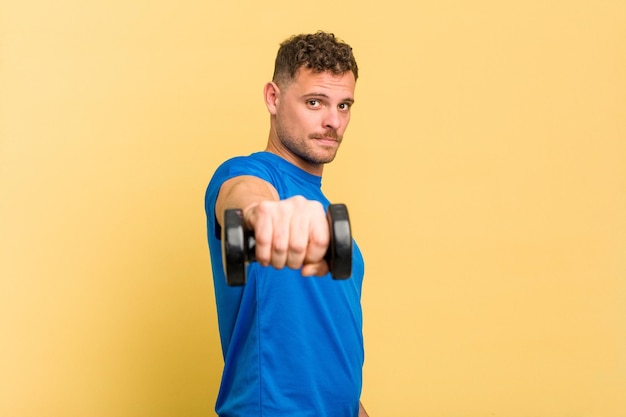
[265,135,324,177]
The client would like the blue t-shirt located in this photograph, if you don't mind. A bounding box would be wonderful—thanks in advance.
[205,152,365,417]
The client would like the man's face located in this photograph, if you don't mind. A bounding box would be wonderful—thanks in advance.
[269,67,356,171]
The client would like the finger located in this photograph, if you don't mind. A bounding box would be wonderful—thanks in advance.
[246,202,274,267]
[301,261,330,277]
[285,211,309,269]
[303,210,330,266]
[265,202,292,269]
[270,218,289,269]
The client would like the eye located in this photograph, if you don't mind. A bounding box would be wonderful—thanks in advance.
[307,99,321,108]
[338,102,352,111]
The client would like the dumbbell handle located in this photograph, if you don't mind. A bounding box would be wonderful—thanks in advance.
[222,204,352,286]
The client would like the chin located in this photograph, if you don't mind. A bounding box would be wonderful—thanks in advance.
[308,150,338,165]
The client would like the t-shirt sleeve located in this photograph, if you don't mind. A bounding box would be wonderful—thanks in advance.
[204,155,276,240]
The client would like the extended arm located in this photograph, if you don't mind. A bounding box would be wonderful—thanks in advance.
[359,401,369,417]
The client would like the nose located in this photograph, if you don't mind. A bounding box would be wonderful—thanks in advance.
[323,108,341,131]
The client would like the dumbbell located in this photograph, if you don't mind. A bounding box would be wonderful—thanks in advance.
[222,204,352,286]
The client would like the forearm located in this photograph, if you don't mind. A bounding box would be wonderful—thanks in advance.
[215,175,279,227]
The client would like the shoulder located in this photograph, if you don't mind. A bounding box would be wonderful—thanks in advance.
[206,153,284,211]
[213,152,280,182]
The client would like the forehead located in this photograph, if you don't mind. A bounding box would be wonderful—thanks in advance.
[285,67,356,99]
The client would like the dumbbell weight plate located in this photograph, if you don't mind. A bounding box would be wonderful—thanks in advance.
[222,208,247,286]
[326,204,352,279]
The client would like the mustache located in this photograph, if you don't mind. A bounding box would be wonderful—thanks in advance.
[309,130,340,141]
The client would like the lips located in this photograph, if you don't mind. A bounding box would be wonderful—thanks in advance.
[312,137,340,146]
[310,132,339,142]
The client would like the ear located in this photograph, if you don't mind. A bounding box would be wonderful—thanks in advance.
[264,82,280,115]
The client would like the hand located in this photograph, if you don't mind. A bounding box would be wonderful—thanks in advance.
[242,196,330,276]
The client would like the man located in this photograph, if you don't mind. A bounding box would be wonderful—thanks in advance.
[205,31,369,417]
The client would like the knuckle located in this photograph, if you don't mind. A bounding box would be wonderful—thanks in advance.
[253,229,272,246]
[289,240,307,256]
[272,240,288,255]
[304,199,324,214]
[255,200,275,215]
[309,232,328,247]
[290,195,307,205]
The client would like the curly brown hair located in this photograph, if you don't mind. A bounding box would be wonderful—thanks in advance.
[272,31,358,87]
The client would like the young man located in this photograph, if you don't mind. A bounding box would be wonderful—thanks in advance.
[205,31,369,417]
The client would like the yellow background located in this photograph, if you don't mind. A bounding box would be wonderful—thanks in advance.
[2,0,625,416]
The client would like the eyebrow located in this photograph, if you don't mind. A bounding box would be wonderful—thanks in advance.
[302,93,355,105]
